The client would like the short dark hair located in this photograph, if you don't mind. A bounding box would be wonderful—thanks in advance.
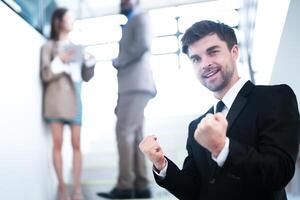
[181,20,237,54]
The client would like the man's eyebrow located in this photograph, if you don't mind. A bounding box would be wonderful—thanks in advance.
[187,45,221,59]
[207,45,220,52]
[189,54,200,60]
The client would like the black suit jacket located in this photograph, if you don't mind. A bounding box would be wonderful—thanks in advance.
[155,81,300,200]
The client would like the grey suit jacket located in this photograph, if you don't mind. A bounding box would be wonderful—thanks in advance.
[40,40,94,120]
[114,11,156,96]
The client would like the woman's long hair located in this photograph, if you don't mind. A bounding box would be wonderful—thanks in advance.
[49,7,68,41]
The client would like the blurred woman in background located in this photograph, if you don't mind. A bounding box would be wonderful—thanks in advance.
[40,7,95,200]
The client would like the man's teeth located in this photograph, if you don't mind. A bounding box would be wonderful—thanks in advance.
[206,70,217,78]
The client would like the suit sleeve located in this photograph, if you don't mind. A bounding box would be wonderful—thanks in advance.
[116,13,152,68]
[154,121,202,200]
[81,55,95,82]
[223,85,300,190]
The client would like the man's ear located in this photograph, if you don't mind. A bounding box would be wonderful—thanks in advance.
[231,44,239,60]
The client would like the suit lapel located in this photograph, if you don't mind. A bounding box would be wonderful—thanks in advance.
[226,95,247,131]
[193,81,255,180]
[206,81,255,180]
[226,81,255,132]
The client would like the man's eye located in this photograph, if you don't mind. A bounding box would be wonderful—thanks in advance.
[192,57,201,64]
[209,50,218,55]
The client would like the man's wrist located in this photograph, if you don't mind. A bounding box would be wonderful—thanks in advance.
[153,159,168,179]
[154,159,166,172]
[211,137,230,167]
[212,138,227,157]
[153,164,161,173]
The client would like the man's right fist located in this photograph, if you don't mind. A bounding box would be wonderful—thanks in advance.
[139,135,166,171]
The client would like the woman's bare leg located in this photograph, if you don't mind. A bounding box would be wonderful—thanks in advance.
[70,124,83,196]
[50,122,69,200]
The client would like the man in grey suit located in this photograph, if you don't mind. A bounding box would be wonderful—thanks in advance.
[97,0,156,199]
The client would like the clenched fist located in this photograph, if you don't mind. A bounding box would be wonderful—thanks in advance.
[139,135,166,171]
[194,113,228,157]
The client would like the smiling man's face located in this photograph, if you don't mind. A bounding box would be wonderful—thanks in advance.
[188,33,239,98]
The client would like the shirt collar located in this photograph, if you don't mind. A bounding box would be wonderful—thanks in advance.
[214,78,247,111]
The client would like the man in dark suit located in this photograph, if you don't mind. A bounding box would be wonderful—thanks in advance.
[139,20,300,200]
[97,0,156,199]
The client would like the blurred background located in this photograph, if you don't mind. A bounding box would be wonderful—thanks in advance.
[0,0,300,199]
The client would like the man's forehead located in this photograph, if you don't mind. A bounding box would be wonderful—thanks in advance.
[188,35,224,54]
[197,33,222,45]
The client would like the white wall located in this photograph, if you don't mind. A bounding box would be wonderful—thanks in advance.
[270,0,300,197]
[251,0,290,84]
[270,0,300,102]
[0,2,55,200]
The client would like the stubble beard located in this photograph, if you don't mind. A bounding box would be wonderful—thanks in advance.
[202,67,234,93]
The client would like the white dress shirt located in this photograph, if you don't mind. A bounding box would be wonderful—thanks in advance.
[211,78,246,166]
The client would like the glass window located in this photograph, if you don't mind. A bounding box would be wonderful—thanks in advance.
[150,17,178,36]
[152,36,179,55]
[71,15,124,45]
[2,0,55,33]
[69,0,243,117]
[149,8,178,36]
[84,43,119,61]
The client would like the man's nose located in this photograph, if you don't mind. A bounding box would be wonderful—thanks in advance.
[202,56,212,69]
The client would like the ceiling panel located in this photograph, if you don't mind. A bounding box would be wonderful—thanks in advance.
[57,0,219,19]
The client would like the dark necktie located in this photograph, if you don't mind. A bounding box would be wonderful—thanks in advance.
[215,100,225,113]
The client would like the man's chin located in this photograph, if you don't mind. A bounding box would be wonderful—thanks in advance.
[205,82,224,92]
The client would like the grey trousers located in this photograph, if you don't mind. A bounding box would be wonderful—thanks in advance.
[115,92,153,189]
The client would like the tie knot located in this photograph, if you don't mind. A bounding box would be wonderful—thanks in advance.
[215,100,225,113]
